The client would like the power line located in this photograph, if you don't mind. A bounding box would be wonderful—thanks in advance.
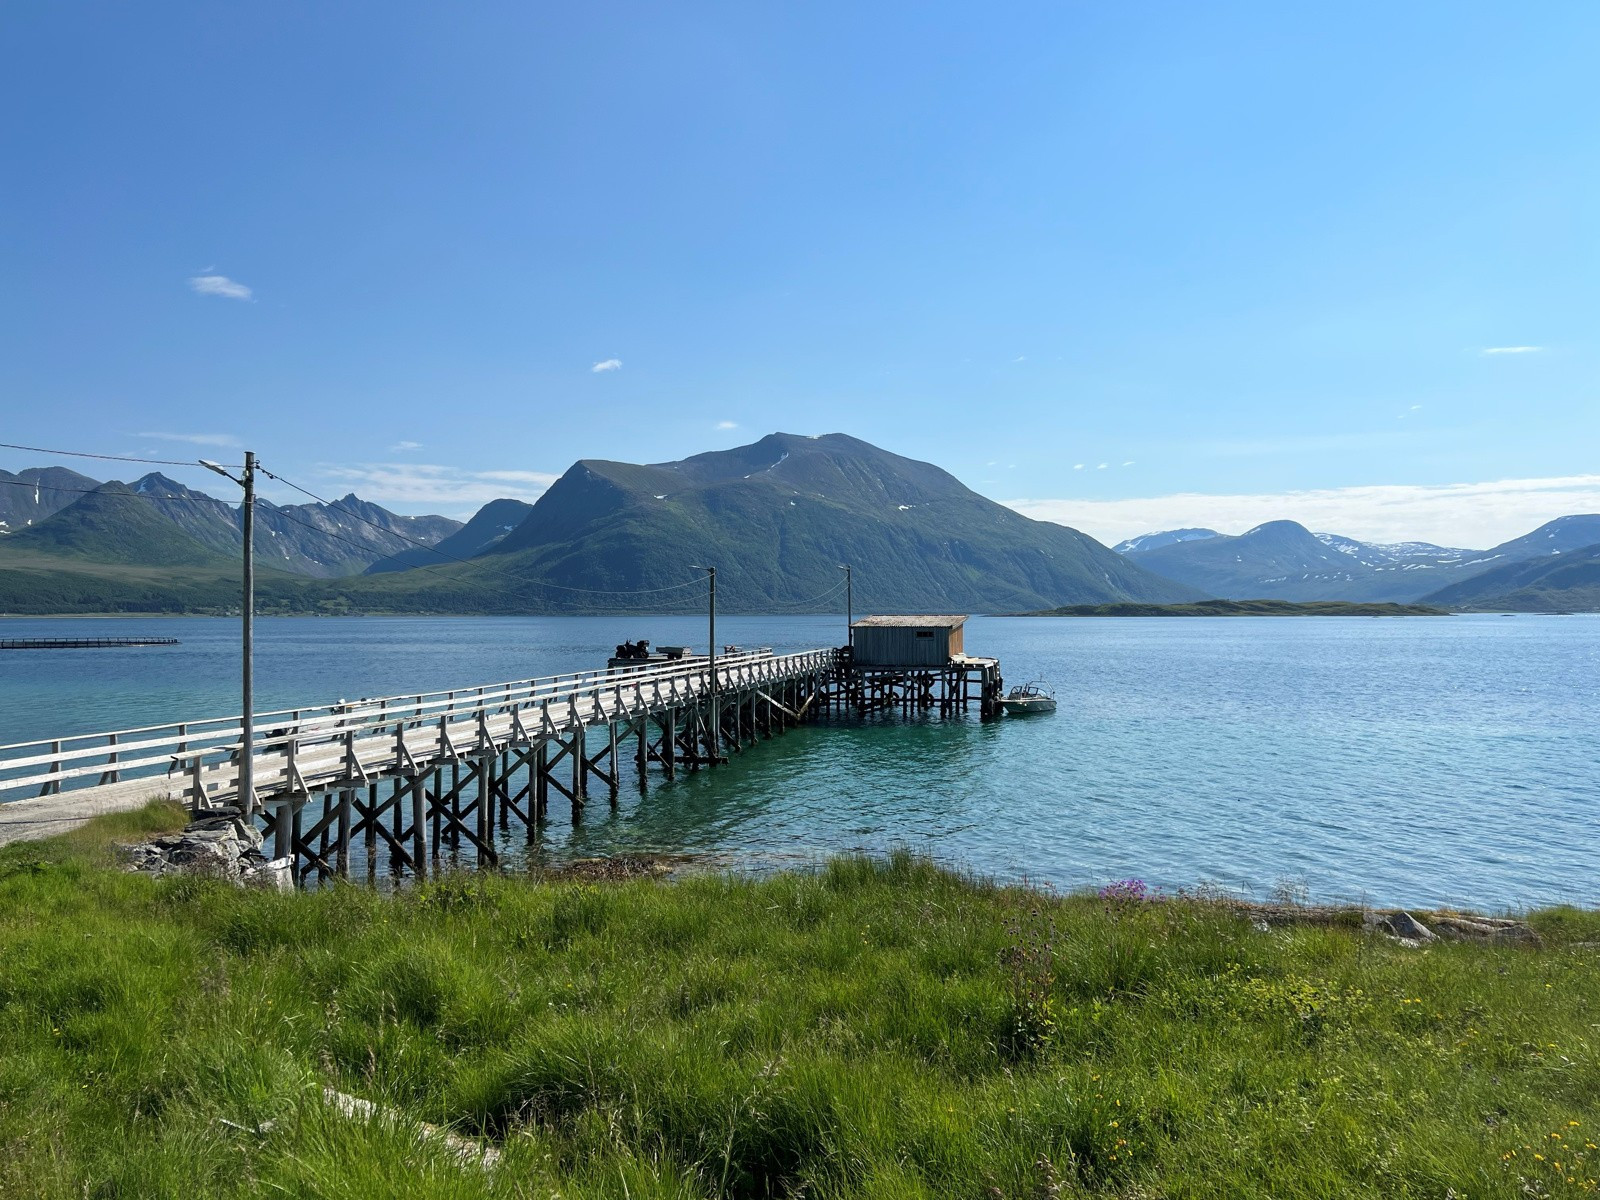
[266,505,713,612]
[3,443,740,609]
[257,463,712,596]
[758,579,850,612]
[0,478,240,506]
[0,441,239,469]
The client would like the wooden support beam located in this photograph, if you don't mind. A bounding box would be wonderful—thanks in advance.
[337,788,353,876]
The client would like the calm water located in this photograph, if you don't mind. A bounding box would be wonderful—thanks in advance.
[2,613,1595,910]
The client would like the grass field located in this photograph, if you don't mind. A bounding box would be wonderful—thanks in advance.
[1,803,1596,1198]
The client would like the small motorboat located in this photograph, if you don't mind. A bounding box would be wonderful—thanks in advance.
[1000,681,1056,716]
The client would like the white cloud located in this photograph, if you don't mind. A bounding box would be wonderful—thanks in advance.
[304,462,560,508]
[1096,463,1108,470]
[1122,461,1135,467]
[1011,355,1027,363]
[188,274,253,301]
[1073,463,1084,470]
[390,440,423,452]
[1003,474,1600,549]
[716,420,738,430]
[1481,346,1543,355]
[591,358,622,373]
[136,431,241,448]
[474,469,560,484]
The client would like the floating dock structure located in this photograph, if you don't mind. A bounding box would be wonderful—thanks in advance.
[0,637,180,650]
[0,619,1002,882]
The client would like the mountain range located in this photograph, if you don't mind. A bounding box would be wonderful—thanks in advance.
[3,435,1598,614]
[1116,516,1600,610]
[0,472,461,579]
[0,434,1195,614]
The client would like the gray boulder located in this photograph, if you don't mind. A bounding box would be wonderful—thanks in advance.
[118,811,285,889]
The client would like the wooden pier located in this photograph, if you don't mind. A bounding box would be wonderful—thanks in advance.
[0,649,835,880]
[0,621,1004,882]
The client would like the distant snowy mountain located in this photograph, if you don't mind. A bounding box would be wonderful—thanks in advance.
[1113,528,1219,555]
[1117,515,1600,606]
[1312,532,1477,567]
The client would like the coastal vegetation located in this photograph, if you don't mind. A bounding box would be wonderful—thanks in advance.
[2,804,1597,1198]
[1027,599,1450,617]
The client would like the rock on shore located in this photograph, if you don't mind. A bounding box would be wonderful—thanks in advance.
[117,807,291,891]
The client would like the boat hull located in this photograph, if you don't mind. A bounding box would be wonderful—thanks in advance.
[1000,699,1056,716]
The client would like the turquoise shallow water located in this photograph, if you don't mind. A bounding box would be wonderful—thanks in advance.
[1,613,1595,910]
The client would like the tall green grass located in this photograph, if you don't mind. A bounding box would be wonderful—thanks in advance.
[1,806,1596,1198]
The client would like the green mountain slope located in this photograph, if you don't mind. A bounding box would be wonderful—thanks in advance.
[1420,542,1600,611]
[123,473,463,577]
[364,498,533,574]
[1,482,232,567]
[346,433,1200,612]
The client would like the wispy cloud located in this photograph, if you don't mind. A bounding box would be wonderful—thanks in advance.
[1096,463,1108,470]
[591,358,622,373]
[1003,474,1600,549]
[1481,345,1543,355]
[390,440,423,452]
[305,462,560,508]
[474,470,559,484]
[715,420,738,430]
[1122,461,1135,467]
[1011,355,1027,363]
[188,274,253,301]
[1073,463,1084,470]
[136,431,241,448]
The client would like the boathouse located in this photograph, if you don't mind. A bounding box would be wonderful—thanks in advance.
[849,615,967,667]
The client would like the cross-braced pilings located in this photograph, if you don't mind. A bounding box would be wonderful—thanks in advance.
[824,655,1003,720]
[188,650,835,883]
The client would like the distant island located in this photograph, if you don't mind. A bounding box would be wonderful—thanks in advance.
[1023,599,1450,617]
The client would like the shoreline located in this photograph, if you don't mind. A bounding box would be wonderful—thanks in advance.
[6,799,1591,918]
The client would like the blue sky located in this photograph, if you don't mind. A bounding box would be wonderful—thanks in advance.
[2,2,1596,547]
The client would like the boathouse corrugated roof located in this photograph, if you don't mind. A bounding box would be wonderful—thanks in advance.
[850,615,968,628]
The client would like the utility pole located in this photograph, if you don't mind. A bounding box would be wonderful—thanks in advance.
[839,564,853,649]
[691,564,717,757]
[202,451,256,814]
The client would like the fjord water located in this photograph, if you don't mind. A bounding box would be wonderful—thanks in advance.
[1,614,1594,910]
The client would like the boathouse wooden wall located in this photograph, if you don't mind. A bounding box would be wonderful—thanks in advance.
[850,618,966,667]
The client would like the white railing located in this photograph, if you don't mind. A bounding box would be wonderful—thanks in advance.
[0,649,837,803]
